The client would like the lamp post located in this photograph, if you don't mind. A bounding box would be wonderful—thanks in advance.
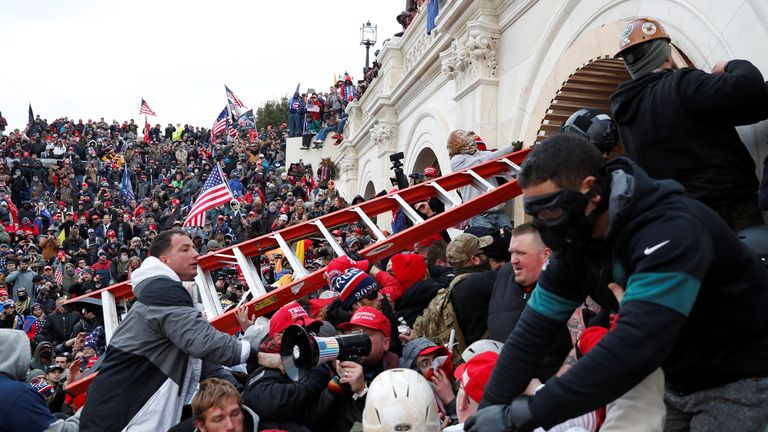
[360,21,377,71]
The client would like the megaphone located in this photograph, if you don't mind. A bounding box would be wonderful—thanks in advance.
[280,324,371,382]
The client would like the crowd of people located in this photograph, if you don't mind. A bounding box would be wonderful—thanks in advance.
[2,14,768,432]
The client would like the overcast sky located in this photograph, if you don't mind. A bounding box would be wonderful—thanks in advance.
[1,0,401,130]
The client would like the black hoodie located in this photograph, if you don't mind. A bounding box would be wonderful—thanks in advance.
[610,60,768,208]
[481,158,768,429]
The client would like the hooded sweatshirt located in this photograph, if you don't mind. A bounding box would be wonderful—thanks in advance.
[80,256,255,432]
[481,157,768,429]
[610,60,768,208]
[0,329,56,431]
[31,340,54,371]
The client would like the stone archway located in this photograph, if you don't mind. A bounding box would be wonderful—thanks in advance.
[363,181,377,200]
[533,47,693,149]
[411,146,441,178]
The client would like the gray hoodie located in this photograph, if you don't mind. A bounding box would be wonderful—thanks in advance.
[0,329,81,431]
[0,328,30,380]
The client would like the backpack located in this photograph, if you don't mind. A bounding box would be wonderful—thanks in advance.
[412,273,472,363]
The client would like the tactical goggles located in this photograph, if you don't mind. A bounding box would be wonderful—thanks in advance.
[523,188,587,225]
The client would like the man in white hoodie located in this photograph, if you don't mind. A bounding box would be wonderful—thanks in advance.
[80,229,262,432]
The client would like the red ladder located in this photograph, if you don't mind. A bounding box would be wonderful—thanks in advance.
[63,147,530,395]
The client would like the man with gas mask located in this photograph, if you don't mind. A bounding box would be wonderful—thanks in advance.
[467,134,768,431]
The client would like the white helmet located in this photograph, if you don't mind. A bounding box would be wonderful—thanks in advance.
[362,369,441,432]
[462,339,503,362]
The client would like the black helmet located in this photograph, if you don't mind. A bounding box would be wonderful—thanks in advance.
[737,225,768,267]
[561,109,619,155]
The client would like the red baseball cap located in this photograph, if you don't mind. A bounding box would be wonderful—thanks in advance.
[339,306,390,338]
[424,167,437,177]
[324,256,369,281]
[269,301,321,339]
[454,351,499,403]
[418,233,444,249]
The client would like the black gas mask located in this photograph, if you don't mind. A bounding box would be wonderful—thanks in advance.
[523,187,602,252]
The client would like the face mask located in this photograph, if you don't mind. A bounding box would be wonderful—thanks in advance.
[18,293,27,301]
[40,350,52,360]
[524,187,599,252]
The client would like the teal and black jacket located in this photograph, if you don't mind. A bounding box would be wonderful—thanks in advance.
[481,158,768,429]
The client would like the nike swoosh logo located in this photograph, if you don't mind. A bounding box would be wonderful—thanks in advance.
[644,240,670,255]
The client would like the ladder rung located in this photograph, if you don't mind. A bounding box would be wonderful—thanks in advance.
[233,247,267,307]
[464,170,495,192]
[313,220,347,257]
[427,182,462,209]
[351,207,386,241]
[273,233,309,278]
[195,265,223,318]
[391,193,425,224]
[101,291,119,345]
[499,158,521,177]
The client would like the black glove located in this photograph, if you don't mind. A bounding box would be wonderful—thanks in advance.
[464,396,535,432]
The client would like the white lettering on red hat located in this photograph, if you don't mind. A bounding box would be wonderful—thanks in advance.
[354,311,376,322]
[288,306,306,320]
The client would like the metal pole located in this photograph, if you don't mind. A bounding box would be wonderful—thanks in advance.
[365,43,371,70]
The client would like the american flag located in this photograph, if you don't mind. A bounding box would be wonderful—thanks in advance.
[227,117,238,140]
[54,267,63,286]
[183,164,234,227]
[225,85,244,120]
[225,85,245,108]
[139,99,156,116]
[211,107,228,138]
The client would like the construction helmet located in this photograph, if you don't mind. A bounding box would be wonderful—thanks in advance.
[737,225,768,268]
[462,339,503,362]
[616,17,671,60]
[561,109,619,155]
[362,369,441,432]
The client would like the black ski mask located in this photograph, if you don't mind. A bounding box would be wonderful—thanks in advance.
[523,186,605,252]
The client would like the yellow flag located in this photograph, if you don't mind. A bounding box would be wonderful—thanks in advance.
[295,239,305,265]
[57,228,66,243]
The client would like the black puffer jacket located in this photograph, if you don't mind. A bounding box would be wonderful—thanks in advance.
[241,366,332,432]
[396,278,444,327]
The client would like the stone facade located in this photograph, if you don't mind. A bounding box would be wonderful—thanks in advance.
[335,0,768,223]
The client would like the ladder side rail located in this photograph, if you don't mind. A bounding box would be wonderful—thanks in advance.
[63,281,133,308]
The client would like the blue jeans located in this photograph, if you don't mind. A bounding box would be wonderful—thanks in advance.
[288,113,302,137]
[336,117,347,134]
[470,211,512,229]
[315,126,335,142]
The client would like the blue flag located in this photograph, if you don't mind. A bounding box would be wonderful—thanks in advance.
[295,82,301,94]
[121,165,135,202]
[427,0,439,34]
